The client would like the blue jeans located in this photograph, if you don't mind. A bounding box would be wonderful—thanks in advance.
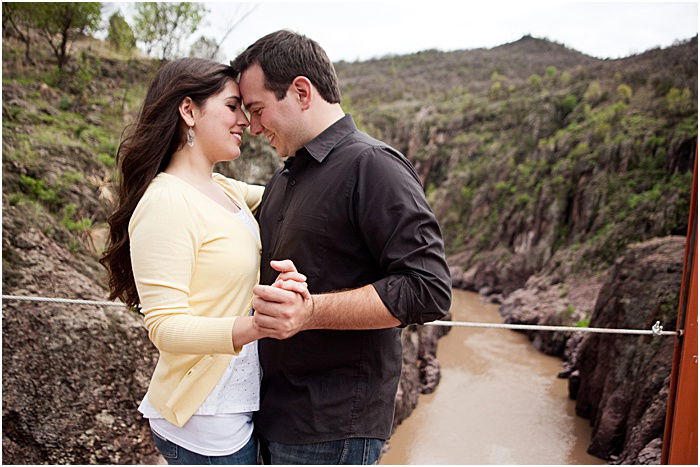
[151,429,258,465]
[260,437,384,465]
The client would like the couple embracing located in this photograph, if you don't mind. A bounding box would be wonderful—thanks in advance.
[101,30,451,465]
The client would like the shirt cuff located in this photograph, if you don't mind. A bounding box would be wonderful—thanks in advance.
[371,276,415,326]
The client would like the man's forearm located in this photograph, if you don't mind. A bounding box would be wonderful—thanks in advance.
[253,280,401,339]
[307,284,401,330]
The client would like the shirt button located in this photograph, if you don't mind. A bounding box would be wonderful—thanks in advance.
[277,214,284,222]
[290,179,296,186]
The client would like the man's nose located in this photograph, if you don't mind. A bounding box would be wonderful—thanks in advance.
[250,119,263,136]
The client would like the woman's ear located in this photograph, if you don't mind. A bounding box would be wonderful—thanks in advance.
[291,76,312,110]
[178,96,197,127]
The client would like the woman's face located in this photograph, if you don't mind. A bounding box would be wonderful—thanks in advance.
[191,80,250,163]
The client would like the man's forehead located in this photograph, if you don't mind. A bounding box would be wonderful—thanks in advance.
[238,66,265,106]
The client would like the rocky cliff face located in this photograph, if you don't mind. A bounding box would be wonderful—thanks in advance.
[2,201,160,465]
[492,236,684,463]
[394,319,452,428]
[571,237,683,464]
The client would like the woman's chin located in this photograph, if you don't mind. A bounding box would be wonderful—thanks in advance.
[217,151,241,163]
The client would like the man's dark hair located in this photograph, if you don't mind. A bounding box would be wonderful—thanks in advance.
[231,30,341,103]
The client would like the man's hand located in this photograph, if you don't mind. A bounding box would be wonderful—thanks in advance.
[252,284,314,339]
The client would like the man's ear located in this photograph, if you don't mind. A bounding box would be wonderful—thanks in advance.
[291,76,312,110]
[178,96,197,127]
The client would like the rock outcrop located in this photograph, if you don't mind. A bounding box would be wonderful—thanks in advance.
[2,201,160,465]
[571,237,684,463]
[383,318,451,458]
[499,268,603,358]
[472,236,684,463]
[393,318,452,429]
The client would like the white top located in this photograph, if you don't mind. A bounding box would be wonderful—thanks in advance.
[233,207,259,238]
[139,339,261,455]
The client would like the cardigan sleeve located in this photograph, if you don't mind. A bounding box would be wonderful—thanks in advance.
[233,180,265,214]
[128,187,239,355]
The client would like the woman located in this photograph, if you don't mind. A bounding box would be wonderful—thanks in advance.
[100,58,306,464]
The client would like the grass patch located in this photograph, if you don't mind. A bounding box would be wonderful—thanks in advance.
[61,203,93,233]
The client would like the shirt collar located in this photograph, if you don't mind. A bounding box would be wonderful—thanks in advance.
[300,114,357,163]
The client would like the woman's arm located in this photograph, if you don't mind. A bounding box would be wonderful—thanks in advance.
[130,187,242,355]
[231,179,265,214]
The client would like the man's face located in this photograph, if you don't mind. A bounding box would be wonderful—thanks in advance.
[239,63,304,158]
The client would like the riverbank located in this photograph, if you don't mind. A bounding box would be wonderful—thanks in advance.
[382,290,604,464]
[448,236,685,463]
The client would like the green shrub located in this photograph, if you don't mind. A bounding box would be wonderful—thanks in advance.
[107,11,136,52]
[528,74,542,88]
[665,87,693,114]
[584,81,603,103]
[491,71,506,81]
[616,84,633,102]
[561,95,578,115]
[574,318,590,328]
[19,175,59,204]
[61,171,83,184]
[61,203,93,232]
[494,180,515,193]
[560,71,571,85]
[58,96,71,110]
[515,193,533,206]
[97,153,116,167]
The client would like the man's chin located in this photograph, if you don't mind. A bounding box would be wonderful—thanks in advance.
[275,148,291,158]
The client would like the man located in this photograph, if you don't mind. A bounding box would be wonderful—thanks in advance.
[232,30,452,465]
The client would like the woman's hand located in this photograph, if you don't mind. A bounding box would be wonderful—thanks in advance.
[269,259,311,300]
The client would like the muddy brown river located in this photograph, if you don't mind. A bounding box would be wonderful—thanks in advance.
[380,289,605,465]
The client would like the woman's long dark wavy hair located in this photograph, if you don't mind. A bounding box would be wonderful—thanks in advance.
[100,58,237,307]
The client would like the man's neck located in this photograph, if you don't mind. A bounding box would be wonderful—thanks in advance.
[306,103,346,143]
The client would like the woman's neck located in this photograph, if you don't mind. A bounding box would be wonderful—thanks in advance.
[165,147,215,186]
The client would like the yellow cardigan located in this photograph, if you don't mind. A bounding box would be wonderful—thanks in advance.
[129,172,264,427]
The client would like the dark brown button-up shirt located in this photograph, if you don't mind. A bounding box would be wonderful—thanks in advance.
[254,114,451,444]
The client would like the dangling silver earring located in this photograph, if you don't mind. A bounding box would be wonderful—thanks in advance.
[187,126,195,147]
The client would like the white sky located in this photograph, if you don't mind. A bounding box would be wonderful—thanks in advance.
[106,1,698,63]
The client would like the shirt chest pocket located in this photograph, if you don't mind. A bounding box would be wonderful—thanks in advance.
[276,213,329,284]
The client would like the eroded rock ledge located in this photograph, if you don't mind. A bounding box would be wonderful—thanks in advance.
[449,236,684,464]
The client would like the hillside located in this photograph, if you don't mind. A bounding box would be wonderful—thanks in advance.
[338,35,697,298]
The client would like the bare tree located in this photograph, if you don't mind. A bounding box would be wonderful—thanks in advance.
[206,4,258,61]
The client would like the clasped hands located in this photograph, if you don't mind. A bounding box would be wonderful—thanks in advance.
[252,259,314,340]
